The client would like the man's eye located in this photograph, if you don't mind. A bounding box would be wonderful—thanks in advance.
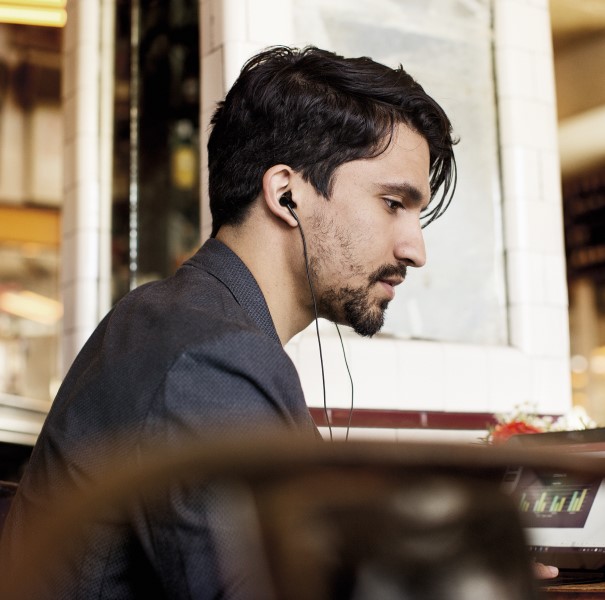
[384,198,404,211]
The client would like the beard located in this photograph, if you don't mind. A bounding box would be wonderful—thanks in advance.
[306,209,407,337]
[318,263,407,337]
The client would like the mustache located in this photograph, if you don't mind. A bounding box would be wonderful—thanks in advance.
[368,263,408,285]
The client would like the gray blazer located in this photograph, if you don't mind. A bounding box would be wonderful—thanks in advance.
[2,239,318,599]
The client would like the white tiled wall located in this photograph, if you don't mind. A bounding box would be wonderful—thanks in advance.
[202,0,571,423]
[199,0,293,241]
[61,0,115,372]
[494,0,571,415]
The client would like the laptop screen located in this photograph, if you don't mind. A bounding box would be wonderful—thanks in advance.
[505,430,605,572]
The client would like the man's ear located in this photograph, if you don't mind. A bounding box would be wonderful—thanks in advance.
[262,165,299,228]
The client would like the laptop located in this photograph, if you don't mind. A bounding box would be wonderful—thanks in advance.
[503,428,605,585]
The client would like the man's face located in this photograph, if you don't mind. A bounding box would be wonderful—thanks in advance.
[304,123,430,336]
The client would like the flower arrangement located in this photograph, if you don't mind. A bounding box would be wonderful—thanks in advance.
[484,404,597,444]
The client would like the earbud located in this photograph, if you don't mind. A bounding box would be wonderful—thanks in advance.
[279,191,300,226]
[279,191,297,210]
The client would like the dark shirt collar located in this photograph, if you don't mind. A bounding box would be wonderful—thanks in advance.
[184,238,281,345]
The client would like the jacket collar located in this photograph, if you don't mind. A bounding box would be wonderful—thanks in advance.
[185,238,281,345]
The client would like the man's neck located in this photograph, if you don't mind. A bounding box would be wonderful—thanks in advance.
[215,222,314,345]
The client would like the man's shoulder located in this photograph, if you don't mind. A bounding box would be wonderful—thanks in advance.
[113,265,252,337]
[106,243,279,355]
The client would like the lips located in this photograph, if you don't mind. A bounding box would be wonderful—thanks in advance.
[371,265,407,301]
[380,277,403,288]
[378,279,401,300]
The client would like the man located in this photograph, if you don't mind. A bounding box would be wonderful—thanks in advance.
[1,46,457,597]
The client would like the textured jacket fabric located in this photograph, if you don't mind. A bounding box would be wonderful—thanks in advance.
[1,239,318,598]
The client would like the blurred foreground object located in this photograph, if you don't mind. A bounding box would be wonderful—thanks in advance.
[0,437,570,600]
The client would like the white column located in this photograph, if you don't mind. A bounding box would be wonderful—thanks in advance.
[62,0,114,372]
[495,0,571,413]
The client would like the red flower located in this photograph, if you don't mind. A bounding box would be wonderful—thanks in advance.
[491,420,543,443]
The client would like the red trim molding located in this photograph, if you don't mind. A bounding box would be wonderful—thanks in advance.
[309,407,499,431]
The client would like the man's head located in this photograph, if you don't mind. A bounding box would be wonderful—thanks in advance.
[207,46,457,238]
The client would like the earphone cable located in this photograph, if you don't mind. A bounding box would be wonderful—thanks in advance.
[289,208,332,441]
[335,323,354,441]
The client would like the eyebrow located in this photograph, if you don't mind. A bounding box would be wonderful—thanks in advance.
[376,182,430,211]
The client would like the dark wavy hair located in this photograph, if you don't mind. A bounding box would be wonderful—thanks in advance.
[208,46,457,236]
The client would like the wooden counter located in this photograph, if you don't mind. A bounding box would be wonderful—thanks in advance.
[543,582,605,598]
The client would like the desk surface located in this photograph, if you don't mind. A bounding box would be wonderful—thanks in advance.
[544,582,605,599]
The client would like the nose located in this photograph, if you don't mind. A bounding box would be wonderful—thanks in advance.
[395,217,426,268]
